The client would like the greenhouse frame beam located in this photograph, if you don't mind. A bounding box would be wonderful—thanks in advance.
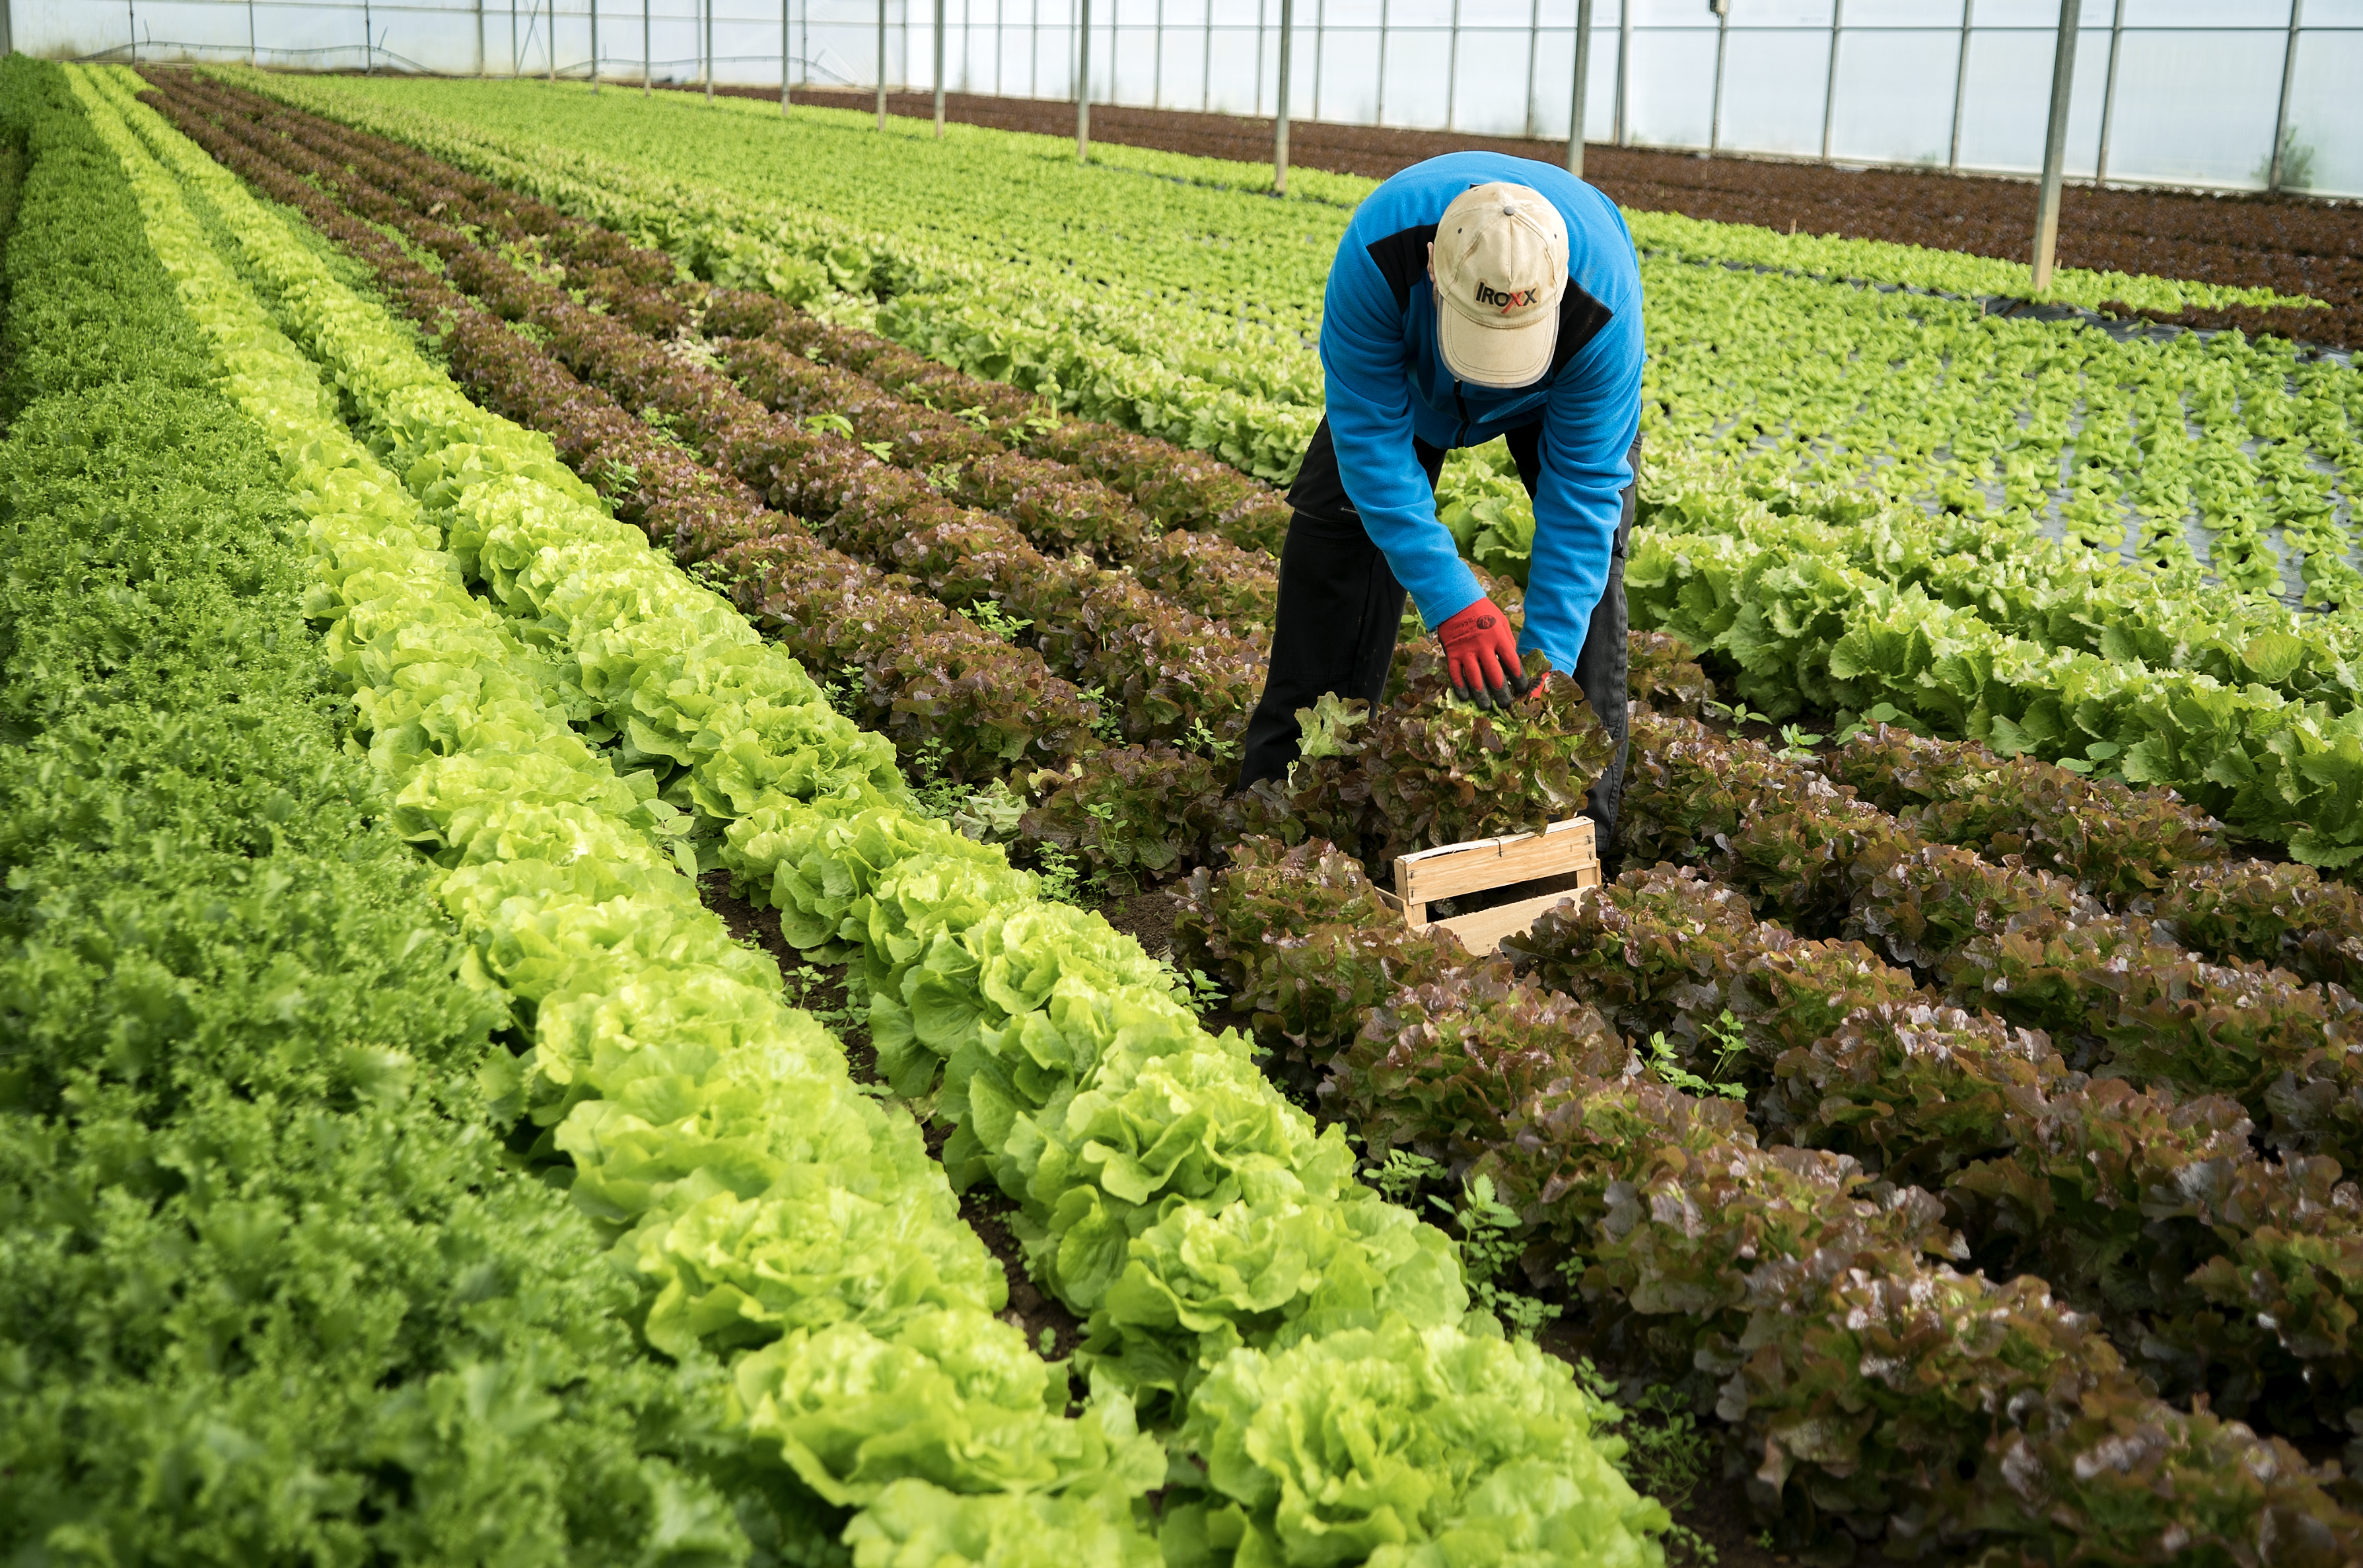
[2094,0,2125,185]
[1273,0,1293,192]
[1567,0,1592,178]
[2030,0,2078,293]
[1948,0,1971,171]
[1819,0,1841,162]
[2269,0,2304,192]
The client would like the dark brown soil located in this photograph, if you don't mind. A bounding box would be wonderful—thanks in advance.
[738,84,2363,352]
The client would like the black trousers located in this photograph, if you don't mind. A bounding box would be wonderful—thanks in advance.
[1235,415,1635,845]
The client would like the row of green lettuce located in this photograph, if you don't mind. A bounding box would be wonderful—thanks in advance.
[72,59,1166,1568]
[1625,459,2363,867]
[211,69,2352,592]
[0,56,814,1567]
[88,61,1673,1568]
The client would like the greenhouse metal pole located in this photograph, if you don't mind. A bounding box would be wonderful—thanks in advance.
[1707,0,1726,153]
[1310,0,1323,120]
[1444,0,1460,129]
[127,0,134,64]
[1819,0,1841,162]
[1201,0,1210,111]
[934,0,946,135]
[2094,0,2124,184]
[2268,0,2303,192]
[1274,0,1293,194]
[1154,0,1164,105]
[1374,0,1387,124]
[548,0,556,80]
[1522,0,1541,138]
[783,0,791,107]
[592,0,601,89]
[2029,0,2078,293]
[1076,0,1091,160]
[643,0,650,92]
[512,0,520,75]
[1567,0,1592,178]
[364,0,373,71]
[1613,0,1629,144]
[705,0,714,98]
[255,0,263,65]
[1948,0,1971,171]
[878,0,889,125]
[1255,0,1267,116]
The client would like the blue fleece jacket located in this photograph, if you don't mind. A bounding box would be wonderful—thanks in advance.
[1320,151,1644,674]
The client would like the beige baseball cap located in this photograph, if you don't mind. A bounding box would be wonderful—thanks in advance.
[1431,182,1570,389]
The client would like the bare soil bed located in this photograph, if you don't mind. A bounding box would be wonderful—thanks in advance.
[741,84,2363,352]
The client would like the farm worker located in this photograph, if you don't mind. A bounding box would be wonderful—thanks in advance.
[1236,150,1644,838]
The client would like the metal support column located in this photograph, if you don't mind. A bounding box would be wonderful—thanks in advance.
[1200,0,1211,111]
[1275,0,1293,192]
[1567,0,1593,176]
[784,0,793,106]
[1948,0,1972,171]
[1374,0,1388,124]
[1444,0,1461,129]
[934,0,946,133]
[127,0,135,64]
[1614,0,1630,143]
[2029,0,2078,293]
[365,0,374,71]
[2268,0,2304,192]
[1522,0,1542,138]
[878,0,889,124]
[1819,0,1842,162]
[644,0,651,90]
[2093,0,2124,184]
[1076,0,1092,159]
[705,0,714,97]
[1255,0,1267,116]
[1153,0,1163,106]
[512,0,519,75]
[1707,0,1728,153]
[592,0,601,88]
[550,0,558,81]
[1310,0,1323,120]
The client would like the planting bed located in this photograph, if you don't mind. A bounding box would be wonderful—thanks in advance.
[11,51,2363,1568]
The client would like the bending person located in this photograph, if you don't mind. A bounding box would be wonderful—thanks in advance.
[1236,150,1645,841]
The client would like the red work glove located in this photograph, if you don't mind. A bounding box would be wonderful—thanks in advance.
[1436,598,1524,709]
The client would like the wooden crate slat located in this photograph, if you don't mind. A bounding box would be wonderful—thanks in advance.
[1394,816,1596,907]
[1434,884,1595,954]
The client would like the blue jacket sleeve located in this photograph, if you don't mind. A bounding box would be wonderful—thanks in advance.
[1520,304,1642,676]
[1318,242,1487,633]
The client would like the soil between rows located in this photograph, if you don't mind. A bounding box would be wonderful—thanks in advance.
[724,83,2362,353]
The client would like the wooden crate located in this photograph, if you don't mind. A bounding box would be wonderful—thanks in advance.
[1373,816,1601,954]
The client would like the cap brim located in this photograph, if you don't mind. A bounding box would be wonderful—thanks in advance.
[1438,306,1558,390]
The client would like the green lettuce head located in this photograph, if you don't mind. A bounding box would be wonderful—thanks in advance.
[1170,1318,1668,1568]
